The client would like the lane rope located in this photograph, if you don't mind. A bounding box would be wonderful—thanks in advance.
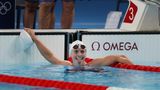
[110,63,160,72]
[0,74,108,90]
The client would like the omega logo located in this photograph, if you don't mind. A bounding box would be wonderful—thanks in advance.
[92,41,138,51]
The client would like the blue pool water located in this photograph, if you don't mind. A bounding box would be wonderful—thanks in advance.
[0,83,59,90]
[0,63,159,90]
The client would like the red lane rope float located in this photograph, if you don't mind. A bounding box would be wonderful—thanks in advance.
[0,74,108,90]
[110,63,160,72]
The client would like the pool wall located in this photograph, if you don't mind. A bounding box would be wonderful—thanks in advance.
[0,30,160,66]
[80,31,160,66]
[0,30,69,65]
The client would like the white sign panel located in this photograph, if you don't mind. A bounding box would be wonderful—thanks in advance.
[0,32,66,65]
[82,34,160,66]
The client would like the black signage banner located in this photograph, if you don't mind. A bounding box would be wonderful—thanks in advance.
[0,0,15,29]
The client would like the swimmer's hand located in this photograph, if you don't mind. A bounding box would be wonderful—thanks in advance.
[24,28,37,42]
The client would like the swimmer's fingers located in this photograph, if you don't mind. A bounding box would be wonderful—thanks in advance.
[24,28,36,41]
[24,28,32,33]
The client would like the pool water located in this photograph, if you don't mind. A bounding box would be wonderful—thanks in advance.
[0,63,159,90]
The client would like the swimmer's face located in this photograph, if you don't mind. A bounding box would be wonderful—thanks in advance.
[71,44,86,62]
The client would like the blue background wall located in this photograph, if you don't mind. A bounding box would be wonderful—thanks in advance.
[15,0,129,29]
[54,0,129,29]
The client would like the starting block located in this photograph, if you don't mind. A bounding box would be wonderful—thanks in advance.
[120,0,160,31]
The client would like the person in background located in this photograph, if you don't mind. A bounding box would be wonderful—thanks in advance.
[23,0,74,29]
[24,0,38,28]
[25,28,133,72]
[39,0,75,29]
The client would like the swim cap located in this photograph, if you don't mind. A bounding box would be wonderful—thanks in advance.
[69,40,86,54]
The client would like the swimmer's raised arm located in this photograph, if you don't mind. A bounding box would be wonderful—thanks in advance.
[25,28,72,66]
